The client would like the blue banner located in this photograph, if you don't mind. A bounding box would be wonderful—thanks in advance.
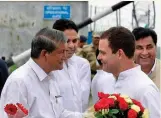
[44,5,71,20]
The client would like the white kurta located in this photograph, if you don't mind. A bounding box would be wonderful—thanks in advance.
[72,55,91,111]
[0,58,83,118]
[53,55,91,112]
[92,66,160,118]
[91,70,115,104]
[0,99,2,118]
[53,60,82,112]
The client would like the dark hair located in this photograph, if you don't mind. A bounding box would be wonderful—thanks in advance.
[132,27,157,45]
[52,19,78,33]
[80,35,87,43]
[31,27,66,58]
[101,26,135,59]
[1,56,5,61]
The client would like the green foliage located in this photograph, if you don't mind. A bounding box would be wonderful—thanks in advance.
[95,109,119,118]
[9,64,18,73]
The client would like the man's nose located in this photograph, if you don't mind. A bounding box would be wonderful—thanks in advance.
[141,48,148,55]
[68,42,74,48]
[62,50,67,60]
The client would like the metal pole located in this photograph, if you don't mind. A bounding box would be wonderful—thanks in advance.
[77,1,133,29]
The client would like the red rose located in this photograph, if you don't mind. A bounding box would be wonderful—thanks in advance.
[94,98,110,111]
[128,109,138,118]
[16,103,28,115]
[107,98,115,108]
[132,99,144,112]
[118,97,129,111]
[94,101,104,111]
[4,104,18,115]
[98,92,110,99]
[99,98,110,109]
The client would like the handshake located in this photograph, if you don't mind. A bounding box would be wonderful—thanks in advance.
[83,106,95,118]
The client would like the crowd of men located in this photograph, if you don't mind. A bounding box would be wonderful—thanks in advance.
[0,19,160,118]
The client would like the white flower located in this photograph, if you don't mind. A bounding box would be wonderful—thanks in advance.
[131,105,140,113]
[101,109,109,115]
[120,94,132,104]
[108,96,117,100]
[125,98,132,103]
[83,112,95,118]
[120,94,129,99]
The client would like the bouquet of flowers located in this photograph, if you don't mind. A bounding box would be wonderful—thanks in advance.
[84,92,149,118]
[4,103,28,118]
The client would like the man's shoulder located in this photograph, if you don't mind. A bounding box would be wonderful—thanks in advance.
[73,55,90,65]
[0,59,7,68]
[8,63,33,83]
[0,59,5,64]
[132,72,159,91]
[156,58,161,66]
[82,44,94,51]
[1,64,29,94]
[93,71,114,83]
[136,82,160,96]
[152,58,160,77]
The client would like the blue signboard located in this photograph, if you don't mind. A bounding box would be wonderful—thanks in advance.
[44,5,71,20]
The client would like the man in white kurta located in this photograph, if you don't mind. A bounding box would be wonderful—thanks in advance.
[1,59,83,118]
[97,26,160,118]
[0,28,83,118]
[72,54,91,111]
[53,58,83,112]
[91,70,115,104]
[92,65,160,118]
[52,19,91,112]
[53,54,91,112]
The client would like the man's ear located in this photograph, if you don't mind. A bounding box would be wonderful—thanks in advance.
[40,49,48,60]
[117,49,125,59]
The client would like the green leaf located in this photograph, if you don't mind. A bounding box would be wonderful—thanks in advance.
[109,109,119,114]
[108,111,112,116]
[97,115,104,118]
[103,115,108,118]
[112,115,117,118]
[95,112,103,118]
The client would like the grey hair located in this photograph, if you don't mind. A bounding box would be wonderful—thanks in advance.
[31,27,67,58]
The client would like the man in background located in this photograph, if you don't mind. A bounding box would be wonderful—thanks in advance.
[78,33,101,78]
[53,19,91,112]
[78,35,87,48]
[0,59,9,96]
[132,27,160,89]
[76,35,87,56]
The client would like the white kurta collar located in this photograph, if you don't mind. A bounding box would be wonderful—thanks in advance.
[118,65,141,80]
[28,58,48,81]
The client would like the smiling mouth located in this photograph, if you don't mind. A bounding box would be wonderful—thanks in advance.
[139,58,151,62]
[140,57,150,59]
